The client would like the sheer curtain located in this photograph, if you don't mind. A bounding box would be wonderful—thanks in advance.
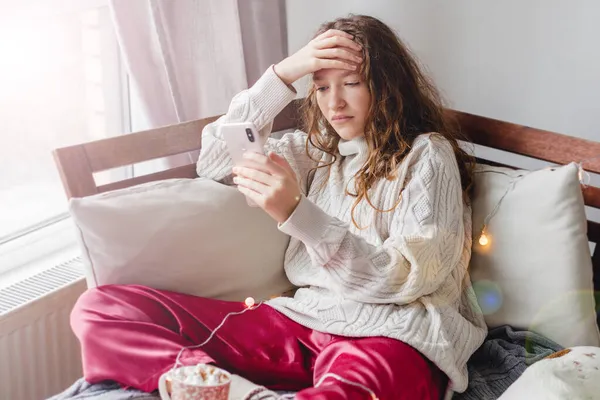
[108,0,288,173]
[0,1,128,276]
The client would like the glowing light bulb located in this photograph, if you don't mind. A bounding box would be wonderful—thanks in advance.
[244,297,255,308]
[479,233,489,246]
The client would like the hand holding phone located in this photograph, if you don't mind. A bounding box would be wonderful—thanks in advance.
[220,122,264,206]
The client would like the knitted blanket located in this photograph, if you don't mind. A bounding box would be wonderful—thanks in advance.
[454,325,562,400]
[48,326,562,400]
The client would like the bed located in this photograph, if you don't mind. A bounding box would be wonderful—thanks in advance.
[50,100,600,400]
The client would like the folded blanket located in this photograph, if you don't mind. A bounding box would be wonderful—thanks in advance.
[453,325,563,400]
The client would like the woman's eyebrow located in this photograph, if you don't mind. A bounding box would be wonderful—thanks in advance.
[313,71,358,82]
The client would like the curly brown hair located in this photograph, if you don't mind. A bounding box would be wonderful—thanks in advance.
[300,15,475,228]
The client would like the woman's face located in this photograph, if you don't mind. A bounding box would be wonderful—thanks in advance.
[313,68,371,141]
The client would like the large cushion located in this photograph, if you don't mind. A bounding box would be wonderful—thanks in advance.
[470,163,600,348]
[69,178,293,301]
[497,346,600,400]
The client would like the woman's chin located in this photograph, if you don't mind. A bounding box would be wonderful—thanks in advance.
[337,130,364,141]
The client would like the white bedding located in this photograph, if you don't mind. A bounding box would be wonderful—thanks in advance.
[498,346,600,400]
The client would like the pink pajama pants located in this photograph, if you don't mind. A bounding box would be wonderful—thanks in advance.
[71,285,447,399]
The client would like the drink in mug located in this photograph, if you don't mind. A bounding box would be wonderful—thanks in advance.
[158,364,231,400]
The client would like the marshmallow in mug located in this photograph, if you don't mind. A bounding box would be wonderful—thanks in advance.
[181,364,229,386]
[172,368,186,380]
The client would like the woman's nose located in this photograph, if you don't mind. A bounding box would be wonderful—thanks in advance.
[328,88,346,110]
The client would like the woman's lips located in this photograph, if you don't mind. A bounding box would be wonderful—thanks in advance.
[331,116,353,123]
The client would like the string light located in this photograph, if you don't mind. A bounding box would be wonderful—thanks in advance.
[578,162,593,188]
[576,153,600,188]
[478,227,490,247]
[315,373,379,400]
[173,301,264,369]
[476,154,600,247]
[171,298,380,399]
[476,173,524,247]
[279,373,379,400]
[244,296,255,308]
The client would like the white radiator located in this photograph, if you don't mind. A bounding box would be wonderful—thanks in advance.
[0,259,86,400]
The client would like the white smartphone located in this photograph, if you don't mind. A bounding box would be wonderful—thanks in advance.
[219,122,265,207]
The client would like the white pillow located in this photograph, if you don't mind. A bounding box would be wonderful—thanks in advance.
[497,346,600,400]
[69,178,293,302]
[470,163,600,348]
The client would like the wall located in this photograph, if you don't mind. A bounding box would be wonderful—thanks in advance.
[285,0,600,142]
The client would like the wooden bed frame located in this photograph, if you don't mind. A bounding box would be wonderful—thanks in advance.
[53,99,600,309]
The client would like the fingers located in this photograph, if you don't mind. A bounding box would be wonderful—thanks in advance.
[233,175,268,194]
[310,30,362,73]
[315,35,362,53]
[314,48,362,65]
[234,152,302,223]
[268,152,296,177]
[237,185,263,207]
[314,59,358,71]
[239,152,285,175]
[234,152,296,184]
[233,166,276,187]
[315,29,354,41]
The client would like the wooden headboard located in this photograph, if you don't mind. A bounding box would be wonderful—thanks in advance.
[53,99,600,290]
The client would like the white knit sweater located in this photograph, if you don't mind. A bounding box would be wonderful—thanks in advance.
[196,66,487,392]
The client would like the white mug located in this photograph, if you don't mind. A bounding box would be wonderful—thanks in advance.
[158,364,231,400]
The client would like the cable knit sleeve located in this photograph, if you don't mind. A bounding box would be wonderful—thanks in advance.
[278,135,466,304]
[196,66,320,193]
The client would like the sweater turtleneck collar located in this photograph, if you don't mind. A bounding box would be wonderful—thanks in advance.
[337,136,369,157]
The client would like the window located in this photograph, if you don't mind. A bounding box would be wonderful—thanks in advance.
[0,1,130,277]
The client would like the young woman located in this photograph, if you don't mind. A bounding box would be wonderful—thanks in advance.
[71,15,487,400]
